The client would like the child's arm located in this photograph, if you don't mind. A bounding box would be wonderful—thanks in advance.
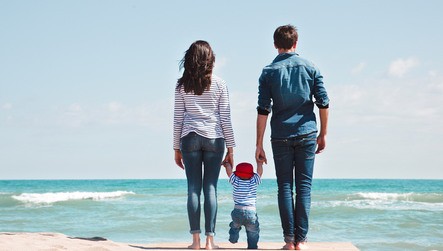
[257,162,263,177]
[223,162,233,177]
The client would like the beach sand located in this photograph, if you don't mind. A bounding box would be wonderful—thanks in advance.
[0,232,359,251]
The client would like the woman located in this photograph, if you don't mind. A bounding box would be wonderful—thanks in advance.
[173,40,235,250]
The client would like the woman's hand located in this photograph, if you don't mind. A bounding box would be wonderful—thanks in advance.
[223,153,234,169]
[223,148,234,168]
[174,149,184,169]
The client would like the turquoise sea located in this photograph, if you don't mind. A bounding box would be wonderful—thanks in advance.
[0,179,442,251]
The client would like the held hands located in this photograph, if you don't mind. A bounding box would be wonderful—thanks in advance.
[222,159,233,177]
[223,151,234,169]
[174,149,184,169]
[255,146,267,165]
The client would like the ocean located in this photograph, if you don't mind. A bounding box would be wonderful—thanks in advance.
[0,179,442,251]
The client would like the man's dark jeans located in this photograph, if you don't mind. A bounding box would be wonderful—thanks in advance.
[271,132,317,243]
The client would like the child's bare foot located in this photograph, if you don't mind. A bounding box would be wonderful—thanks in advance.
[188,234,200,250]
[205,236,219,250]
[282,242,295,250]
[295,242,308,250]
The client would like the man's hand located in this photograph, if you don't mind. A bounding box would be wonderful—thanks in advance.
[316,108,328,154]
[315,134,326,154]
[255,146,267,165]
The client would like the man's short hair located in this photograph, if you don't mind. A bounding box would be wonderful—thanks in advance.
[274,25,298,50]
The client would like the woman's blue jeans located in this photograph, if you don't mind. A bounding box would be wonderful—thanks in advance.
[271,132,317,243]
[180,132,225,236]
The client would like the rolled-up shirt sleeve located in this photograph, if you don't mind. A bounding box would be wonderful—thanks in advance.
[312,68,329,109]
[257,70,272,115]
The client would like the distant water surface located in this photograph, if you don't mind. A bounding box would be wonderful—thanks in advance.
[0,179,442,251]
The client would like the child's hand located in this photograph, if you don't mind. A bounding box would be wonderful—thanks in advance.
[256,159,264,177]
[222,161,232,169]
[222,160,233,177]
[257,161,263,168]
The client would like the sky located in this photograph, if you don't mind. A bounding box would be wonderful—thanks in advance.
[1,0,442,179]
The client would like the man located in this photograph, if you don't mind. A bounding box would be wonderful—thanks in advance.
[255,24,329,250]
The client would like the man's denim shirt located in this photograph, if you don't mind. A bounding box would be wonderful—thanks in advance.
[257,52,329,139]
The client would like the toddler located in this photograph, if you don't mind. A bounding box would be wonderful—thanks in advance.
[223,162,263,249]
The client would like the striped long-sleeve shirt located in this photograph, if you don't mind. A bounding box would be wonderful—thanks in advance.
[173,75,235,150]
[229,173,261,207]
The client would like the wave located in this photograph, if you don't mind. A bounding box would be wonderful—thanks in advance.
[11,191,135,204]
[317,200,443,211]
[314,192,443,211]
[350,192,443,203]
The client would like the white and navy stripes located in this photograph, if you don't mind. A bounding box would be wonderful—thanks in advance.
[173,75,235,150]
[229,173,261,207]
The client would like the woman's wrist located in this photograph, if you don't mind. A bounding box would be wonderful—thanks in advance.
[226,147,233,155]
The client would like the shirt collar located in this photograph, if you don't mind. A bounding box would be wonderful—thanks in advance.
[273,52,299,63]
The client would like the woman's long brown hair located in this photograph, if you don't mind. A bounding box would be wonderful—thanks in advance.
[177,40,215,95]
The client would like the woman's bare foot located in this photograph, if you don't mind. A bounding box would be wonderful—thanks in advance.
[188,242,201,250]
[188,243,201,250]
[282,242,295,250]
[205,236,219,250]
[188,233,200,250]
[295,241,308,250]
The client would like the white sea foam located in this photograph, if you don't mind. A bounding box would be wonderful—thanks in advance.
[315,192,443,211]
[11,191,135,204]
[318,200,443,211]
[354,192,414,201]
[351,192,443,203]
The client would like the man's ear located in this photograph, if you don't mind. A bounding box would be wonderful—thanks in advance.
[293,42,297,50]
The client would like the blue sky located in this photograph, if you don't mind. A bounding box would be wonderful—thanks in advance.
[1,1,442,179]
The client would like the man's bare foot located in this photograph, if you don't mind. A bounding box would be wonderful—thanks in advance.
[282,242,295,250]
[295,242,308,250]
[205,236,219,250]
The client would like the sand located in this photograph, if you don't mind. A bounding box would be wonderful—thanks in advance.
[0,232,359,251]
